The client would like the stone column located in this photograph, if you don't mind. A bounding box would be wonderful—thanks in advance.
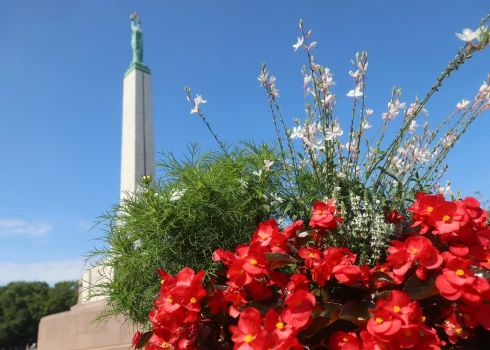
[120,64,155,201]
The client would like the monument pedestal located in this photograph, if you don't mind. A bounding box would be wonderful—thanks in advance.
[37,14,153,350]
[37,300,134,350]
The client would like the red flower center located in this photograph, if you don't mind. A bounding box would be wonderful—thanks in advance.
[442,215,451,222]
[427,206,434,213]
[250,259,258,265]
[411,248,418,254]
[261,234,268,240]
[456,269,465,276]
[375,317,384,324]
[190,297,197,303]
[276,322,284,329]
[393,305,401,313]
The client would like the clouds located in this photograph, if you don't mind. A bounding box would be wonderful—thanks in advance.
[0,259,84,285]
[0,219,52,236]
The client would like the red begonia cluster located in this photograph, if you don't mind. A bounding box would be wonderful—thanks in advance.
[132,193,490,349]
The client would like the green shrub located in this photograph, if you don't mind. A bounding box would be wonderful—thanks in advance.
[88,144,282,324]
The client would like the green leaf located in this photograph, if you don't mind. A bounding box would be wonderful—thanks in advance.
[264,252,298,269]
[339,300,375,324]
[403,274,439,300]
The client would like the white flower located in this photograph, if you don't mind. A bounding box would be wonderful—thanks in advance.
[238,177,248,189]
[270,193,284,205]
[408,120,419,134]
[361,120,372,130]
[438,181,451,195]
[456,99,470,111]
[413,148,432,163]
[290,126,304,139]
[347,86,362,97]
[253,169,263,177]
[303,75,312,88]
[455,28,481,42]
[349,70,361,79]
[133,239,142,249]
[170,189,186,202]
[292,36,304,51]
[257,72,269,86]
[322,94,335,107]
[365,109,374,116]
[307,42,317,51]
[264,160,274,171]
[346,87,363,98]
[190,95,207,114]
[324,123,343,141]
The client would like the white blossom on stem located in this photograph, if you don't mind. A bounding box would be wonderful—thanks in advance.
[290,126,304,139]
[324,122,344,141]
[456,99,470,111]
[257,72,269,87]
[292,36,304,51]
[455,28,481,42]
[264,160,274,171]
[361,120,372,130]
[408,120,419,134]
[170,189,186,202]
[190,95,207,114]
[307,41,317,51]
[346,86,363,98]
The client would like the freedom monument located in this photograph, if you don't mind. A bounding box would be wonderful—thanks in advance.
[37,13,154,350]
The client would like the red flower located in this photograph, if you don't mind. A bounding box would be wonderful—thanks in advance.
[229,307,266,350]
[432,201,467,234]
[286,274,310,293]
[282,220,304,238]
[332,264,362,285]
[329,331,362,350]
[132,331,142,348]
[309,200,341,230]
[385,209,404,224]
[376,290,412,322]
[264,309,294,340]
[386,250,412,276]
[395,325,420,348]
[366,309,402,342]
[250,218,279,248]
[281,290,316,328]
[207,289,228,315]
[298,246,322,268]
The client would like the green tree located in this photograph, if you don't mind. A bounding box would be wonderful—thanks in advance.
[0,282,49,348]
[0,280,78,348]
[45,281,78,315]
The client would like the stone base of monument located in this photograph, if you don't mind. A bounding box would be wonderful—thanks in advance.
[37,300,135,350]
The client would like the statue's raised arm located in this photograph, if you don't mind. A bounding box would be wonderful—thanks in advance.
[130,12,144,64]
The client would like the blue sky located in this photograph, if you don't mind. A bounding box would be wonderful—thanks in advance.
[0,0,489,285]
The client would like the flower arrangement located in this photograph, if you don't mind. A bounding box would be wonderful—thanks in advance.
[89,13,490,348]
[132,192,490,349]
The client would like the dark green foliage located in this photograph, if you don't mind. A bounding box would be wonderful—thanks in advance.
[88,144,282,325]
[0,281,78,348]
